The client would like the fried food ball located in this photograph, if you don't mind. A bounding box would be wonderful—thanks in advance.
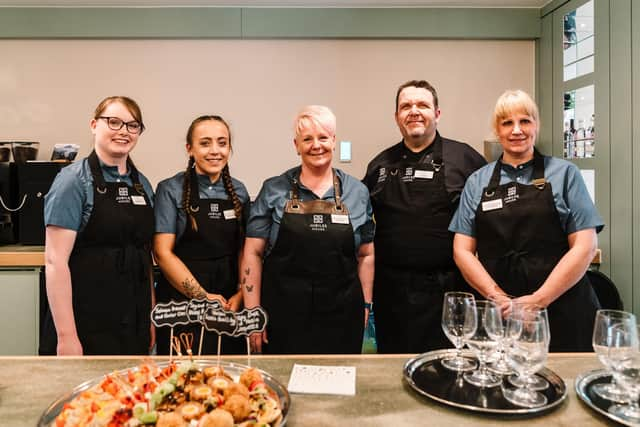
[156,411,187,427]
[198,409,234,427]
[221,394,251,422]
[177,401,205,421]
[239,368,263,390]
[207,376,231,394]
[223,381,250,400]
[204,366,232,381]
[190,384,214,401]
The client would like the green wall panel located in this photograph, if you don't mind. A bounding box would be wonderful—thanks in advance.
[0,7,539,39]
[242,8,540,39]
[632,0,640,315]
[609,0,633,311]
[0,7,242,38]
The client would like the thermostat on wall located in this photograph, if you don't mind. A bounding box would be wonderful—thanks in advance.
[339,141,351,163]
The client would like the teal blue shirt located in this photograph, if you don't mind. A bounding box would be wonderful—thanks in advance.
[154,171,250,239]
[247,166,375,254]
[449,156,604,236]
[44,157,154,232]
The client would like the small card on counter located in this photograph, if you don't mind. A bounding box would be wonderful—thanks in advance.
[287,364,356,396]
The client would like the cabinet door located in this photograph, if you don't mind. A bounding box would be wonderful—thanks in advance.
[0,269,39,355]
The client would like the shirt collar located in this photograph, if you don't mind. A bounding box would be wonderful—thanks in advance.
[498,156,534,172]
[97,157,130,178]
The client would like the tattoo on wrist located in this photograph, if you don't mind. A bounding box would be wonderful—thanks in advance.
[245,284,254,293]
[181,277,206,299]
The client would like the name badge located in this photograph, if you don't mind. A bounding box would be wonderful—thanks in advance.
[482,199,503,212]
[223,209,236,220]
[414,170,434,179]
[331,214,349,224]
[130,195,146,206]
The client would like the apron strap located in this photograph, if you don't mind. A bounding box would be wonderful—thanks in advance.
[429,133,444,173]
[289,168,345,210]
[187,165,201,213]
[87,150,108,194]
[531,148,547,190]
[484,156,503,197]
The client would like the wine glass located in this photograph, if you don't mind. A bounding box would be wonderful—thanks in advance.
[502,308,550,408]
[592,309,638,402]
[608,323,640,421]
[441,292,477,372]
[487,292,515,375]
[507,302,550,391]
[464,300,503,387]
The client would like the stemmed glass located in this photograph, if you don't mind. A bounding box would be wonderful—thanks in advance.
[487,293,515,375]
[607,323,640,422]
[507,302,550,391]
[502,307,550,408]
[592,309,638,402]
[441,292,477,372]
[464,300,503,387]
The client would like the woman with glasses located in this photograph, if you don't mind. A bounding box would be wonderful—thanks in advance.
[153,115,249,355]
[241,105,375,354]
[41,96,155,355]
[449,90,603,351]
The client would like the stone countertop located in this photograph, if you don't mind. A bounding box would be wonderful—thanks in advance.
[0,245,44,267]
[0,353,615,426]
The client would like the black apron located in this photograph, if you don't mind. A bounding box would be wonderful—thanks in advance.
[156,168,244,355]
[475,149,599,352]
[40,151,154,355]
[370,136,459,353]
[262,170,364,354]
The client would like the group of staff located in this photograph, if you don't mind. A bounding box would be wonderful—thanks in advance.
[39,79,603,357]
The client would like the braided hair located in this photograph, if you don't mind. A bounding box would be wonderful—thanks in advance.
[183,115,243,238]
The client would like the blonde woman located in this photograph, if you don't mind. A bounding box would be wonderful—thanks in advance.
[241,105,374,354]
[450,90,603,351]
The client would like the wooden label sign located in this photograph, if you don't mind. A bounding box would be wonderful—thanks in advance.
[150,301,190,327]
[235,307,268,336]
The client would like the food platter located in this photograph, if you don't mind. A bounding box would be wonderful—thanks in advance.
[38,360,290,426]
[575,369,636,426]
[403,349,567,416]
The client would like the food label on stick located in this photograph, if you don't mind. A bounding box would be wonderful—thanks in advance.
[187,299,212,323]
[235,307,268,336]
[202,306,238,336]
[150,301,190,327]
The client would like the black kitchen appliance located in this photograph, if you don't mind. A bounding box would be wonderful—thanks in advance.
[0,162,18,244]
[16,161,68,245]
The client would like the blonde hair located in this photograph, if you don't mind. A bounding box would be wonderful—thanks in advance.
[492,90,539,136]
[293,105,336,137]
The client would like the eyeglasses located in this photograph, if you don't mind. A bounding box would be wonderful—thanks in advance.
[97,116,145,134]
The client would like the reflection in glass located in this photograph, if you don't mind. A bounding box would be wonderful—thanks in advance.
[563,85,595,159]
[563,0,594,81]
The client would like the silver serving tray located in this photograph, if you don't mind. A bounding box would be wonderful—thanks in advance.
[38,360,290,426]
[403,349,567,416]
[575,369,637,426]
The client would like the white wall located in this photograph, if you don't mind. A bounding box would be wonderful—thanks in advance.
[0,39,534,196]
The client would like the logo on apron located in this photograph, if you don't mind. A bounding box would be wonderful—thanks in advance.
[116,186,131,204]
[208,203,222,219]
[504,185,519,204]
[310,214,327,232]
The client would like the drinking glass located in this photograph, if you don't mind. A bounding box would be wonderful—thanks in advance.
[502,308,550,407]
[592,309,638,402]
[507,302,550,391]
[441,292,477,372]
[487,293,515,375]
[464,300,503,387]
[608,324,640,421]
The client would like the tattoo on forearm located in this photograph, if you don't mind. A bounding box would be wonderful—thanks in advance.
[245,284,254,293]
[181,277,206,299]
[244,268,250,275]
[241,277,246,284]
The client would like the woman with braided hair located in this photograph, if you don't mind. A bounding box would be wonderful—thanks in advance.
[154,115,250,355]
